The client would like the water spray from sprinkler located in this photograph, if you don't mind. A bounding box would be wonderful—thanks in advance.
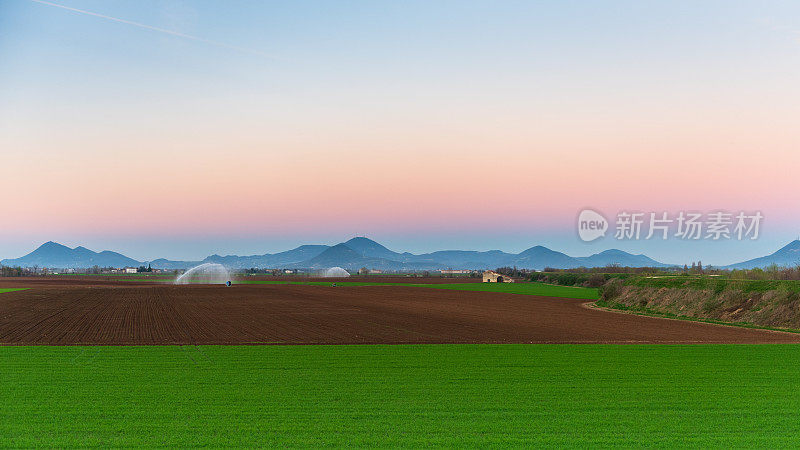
[175,263,231,285]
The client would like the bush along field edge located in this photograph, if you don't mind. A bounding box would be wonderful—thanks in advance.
[591,276,800,333]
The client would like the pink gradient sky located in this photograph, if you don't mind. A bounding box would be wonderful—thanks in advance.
[1,0,799,264]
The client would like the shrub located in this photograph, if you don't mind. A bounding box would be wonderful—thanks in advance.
[600,278,624,301]
[702,299,722,314]
[555,273,580,286]
[586,273,606,288]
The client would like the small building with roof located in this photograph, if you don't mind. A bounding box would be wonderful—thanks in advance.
[483,270,513,283]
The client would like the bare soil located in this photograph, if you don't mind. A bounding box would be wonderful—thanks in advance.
[0,278,798,345]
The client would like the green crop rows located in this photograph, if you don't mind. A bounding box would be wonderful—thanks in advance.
[3,344,800,447]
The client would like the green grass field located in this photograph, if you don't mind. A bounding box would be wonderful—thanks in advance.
[240,280,600,300]
[423,282,599,299]
[0,288,27,294]
[2,344,800,447]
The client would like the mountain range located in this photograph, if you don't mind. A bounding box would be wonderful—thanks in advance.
[724,240,800,269]
[0,241,141,269]
[3,237,799,271]
[2,237,667,271]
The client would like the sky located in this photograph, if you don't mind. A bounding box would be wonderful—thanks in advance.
[1,0,799,265]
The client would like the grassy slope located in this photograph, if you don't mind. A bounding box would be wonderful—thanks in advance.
[3,344,800,447]
[627,276,800,293]
[604,276,800,330]
[594,298,800,333]
[240,280,600,300]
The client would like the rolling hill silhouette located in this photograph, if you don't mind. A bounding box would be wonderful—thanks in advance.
[2,237,681,270]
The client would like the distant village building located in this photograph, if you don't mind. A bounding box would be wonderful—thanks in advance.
[358,267,382,274]
[123,267,137,274]
[440,269,471,275]
[483,270,513,283]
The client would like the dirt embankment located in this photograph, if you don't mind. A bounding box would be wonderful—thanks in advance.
[603,283,800,330]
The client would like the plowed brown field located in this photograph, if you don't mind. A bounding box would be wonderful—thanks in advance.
[0,280,798,345]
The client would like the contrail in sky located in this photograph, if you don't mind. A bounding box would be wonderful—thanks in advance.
[27,0,275,58]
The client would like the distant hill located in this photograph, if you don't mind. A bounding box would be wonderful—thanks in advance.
[576,249,667,268]
[512,246,580,269]
[342,237,402,260]
[300,242,445,271]
[148,258,202,270]
[147,244,331,270]
[203,244,330,268]
[1,241,140,269]
[2,237,676,271]
[304,243,372,268]
[268,245,330,265]
[415,250,512,268]
[302,243,392,270]
[726,240,800,269]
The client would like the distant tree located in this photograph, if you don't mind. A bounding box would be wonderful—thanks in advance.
[136,264,153,273]
[586,273,606,288]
